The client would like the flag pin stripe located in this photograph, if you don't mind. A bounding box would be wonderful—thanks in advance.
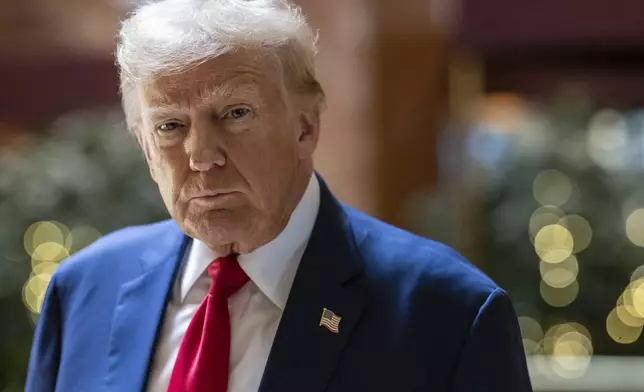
[319,307,341,333]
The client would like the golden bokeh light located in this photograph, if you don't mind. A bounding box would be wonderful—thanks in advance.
[626,209,644,247]
[522,339,540,355]
[31,242,68,270]
[607,307,643,344]
[20,224,99,317]
[23,221,69,256]
[529,205,565,244]
[533,170,574,207]
[630,281,644,316]
[551,330,593,379]
[615,304,644,328]
[24,221,59,255]
[540,280,579,307]
[22,273,52,314]
[32,261,60,276]
[543,322,593,355]
[65,226,102,254]
[618,279,644,319]
[558,215,592,253]
[534,224,574,263]
[543,323,592,351]
[518,316,543,343]
[519,316,543,355]
[631,265,644,282]
[540,256,578,288]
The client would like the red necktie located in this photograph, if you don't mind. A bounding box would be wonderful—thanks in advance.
[167,255,249,392]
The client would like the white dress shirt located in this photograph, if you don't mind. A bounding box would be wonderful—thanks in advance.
[146,175,320,392]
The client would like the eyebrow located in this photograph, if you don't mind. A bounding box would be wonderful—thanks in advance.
[144,81,261,117]
[198,83,236,101]
[143,107,184,120]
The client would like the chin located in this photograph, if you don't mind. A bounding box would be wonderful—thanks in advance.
[184,208,254,245]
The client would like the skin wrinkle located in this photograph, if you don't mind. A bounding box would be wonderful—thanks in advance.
[123,46,322,133]
[147,56,280,117]
[136,49,320,256]
[144,83,264,127]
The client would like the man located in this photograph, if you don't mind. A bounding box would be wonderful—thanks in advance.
[26,0,532,391]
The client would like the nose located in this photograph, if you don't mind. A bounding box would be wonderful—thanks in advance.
[187,121,227,172]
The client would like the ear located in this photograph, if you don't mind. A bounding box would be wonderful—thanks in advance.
[297,102,321,160]
[134,125,158,183]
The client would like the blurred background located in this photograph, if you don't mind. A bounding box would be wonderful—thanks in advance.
[2,0,644,390]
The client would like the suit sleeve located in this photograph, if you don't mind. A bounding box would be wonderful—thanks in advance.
[25,274,62,392]
[451,288,533,392]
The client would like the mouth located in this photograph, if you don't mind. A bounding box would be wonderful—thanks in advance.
[190,189,238,198]
[189,191,241,205]
[194,191,232,198]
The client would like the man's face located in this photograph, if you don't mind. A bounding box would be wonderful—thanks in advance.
[136,51,319,253]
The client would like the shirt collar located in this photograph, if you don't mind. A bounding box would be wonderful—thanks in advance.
[179,174,320,310]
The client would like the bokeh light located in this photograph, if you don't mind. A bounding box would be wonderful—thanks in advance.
[518,316,543,354]
[23,221,69,257]
[22,273,52,314]
[631,265,644,282]
[607,307,643,344]
[522,339,540,356]
[533,170,574,207]
[20,222,102,316]
[558,215,592,253]
[618,279,644,319]
[32,261,59,277]
[625,209,644,247]
[540,279,579,307]
[541,323,593,379]
[586,109,630,171]
[31,242,68,270]
[529,206,564,243]
[540,255,578,288]
[615,304,644,328]
[534,224,574,263]
[543,323,592,353]
[551,331,593,378]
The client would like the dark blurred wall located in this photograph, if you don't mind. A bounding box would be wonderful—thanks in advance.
[0,0,123,129]
[460,0,644,107]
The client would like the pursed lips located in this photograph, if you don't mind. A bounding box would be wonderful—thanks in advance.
[188,190,240,201]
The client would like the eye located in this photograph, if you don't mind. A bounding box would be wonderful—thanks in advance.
[156,121,183,132]
[223,107,252,120]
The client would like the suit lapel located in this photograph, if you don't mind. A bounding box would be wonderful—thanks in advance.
[105,223,188,392]
[259,178,365,392]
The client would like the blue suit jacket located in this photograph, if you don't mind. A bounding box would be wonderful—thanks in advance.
[27,179,532,392]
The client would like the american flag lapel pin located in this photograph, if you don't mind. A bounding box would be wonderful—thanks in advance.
[319,307,341,334]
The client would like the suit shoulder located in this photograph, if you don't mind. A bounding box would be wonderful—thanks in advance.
[343,205,500,307]
[53,219,178,288]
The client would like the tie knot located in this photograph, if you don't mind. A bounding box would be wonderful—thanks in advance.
[207,255,249,298]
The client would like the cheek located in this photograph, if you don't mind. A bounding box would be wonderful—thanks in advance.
[151,145,191,200]
[233,129,297,176]
[244,138,299,205]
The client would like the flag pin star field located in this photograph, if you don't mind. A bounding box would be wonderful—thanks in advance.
[319,308,341,333]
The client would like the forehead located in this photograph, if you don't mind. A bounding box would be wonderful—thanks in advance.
[139,51,283,108]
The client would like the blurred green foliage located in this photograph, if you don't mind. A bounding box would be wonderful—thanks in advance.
[0,109,167,390]
[473,90,644,355]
